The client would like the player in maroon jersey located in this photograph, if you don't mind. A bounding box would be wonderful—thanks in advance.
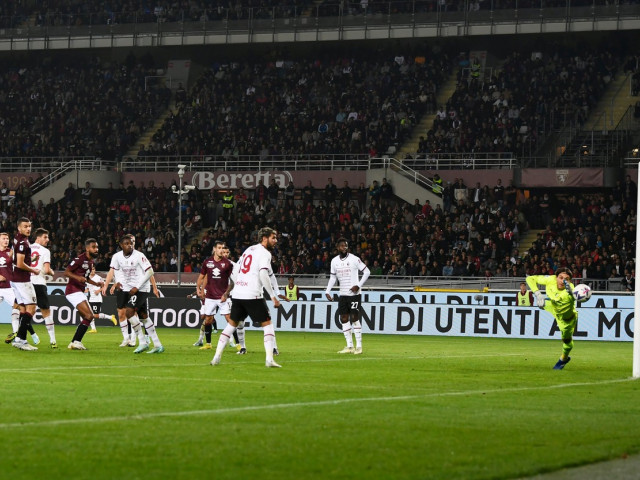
[0,232,20,344]
[64,238,104,350]
[10,218,40,351]
[195,241,234,350]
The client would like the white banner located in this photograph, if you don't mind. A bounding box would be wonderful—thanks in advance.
[0,290,633,341]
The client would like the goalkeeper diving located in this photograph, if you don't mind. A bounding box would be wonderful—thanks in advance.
[526,267,577,370]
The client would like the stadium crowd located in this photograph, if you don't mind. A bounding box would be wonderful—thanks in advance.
[0,173,636,290]
[0,0,631,29]
[144,51,449,158]
[0,55,171,159]
[415,49,616,157]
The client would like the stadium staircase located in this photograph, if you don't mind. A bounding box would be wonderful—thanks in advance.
[583,73,634,131]
[125,100,177,158]
[394,70,459,160]
[556,72,636,166]
[517,228,543,252]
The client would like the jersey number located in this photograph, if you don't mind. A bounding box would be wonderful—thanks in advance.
[351,302,359,309]
[241,255,252,274]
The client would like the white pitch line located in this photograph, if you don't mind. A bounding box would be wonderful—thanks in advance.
[0,352,527,374]
[0,377,634,430]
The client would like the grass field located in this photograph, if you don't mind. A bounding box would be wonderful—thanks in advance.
[1,326,639,480]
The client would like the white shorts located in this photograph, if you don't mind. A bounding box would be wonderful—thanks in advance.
[203,298,231,316]
[66,291,89,308]
[10,282,37,305]
[0,287,15,306]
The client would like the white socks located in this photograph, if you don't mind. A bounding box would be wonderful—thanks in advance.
[143,318,161,347]
[236,321,246,348]
[120,321,129,340]
[128,315,146,343]
[342,322,353,348]
[353,320,362,349]
[214,324,236,359]
[44,315,56,343]
[11,308,19,333]
[263,324,275,362]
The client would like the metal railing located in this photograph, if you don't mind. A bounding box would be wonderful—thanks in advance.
[0,156,102,173]
[119,154,376,172]
[118,153,518,172]
[1,1,640,42]
[29,159,114,194]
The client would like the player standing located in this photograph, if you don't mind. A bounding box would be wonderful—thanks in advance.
[325,237,370,355]
[526,267,578,370]
[30,228,58,347]
[10,218,40,351]
[65,238,104,350]
[105,235,163,354]
[210,227,281,367]
[195,241,233,350]
[0,232,20,343]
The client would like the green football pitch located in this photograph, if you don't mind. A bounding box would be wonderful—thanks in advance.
[1,326,638,480]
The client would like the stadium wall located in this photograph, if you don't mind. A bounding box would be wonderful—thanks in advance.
[0,288,633,342]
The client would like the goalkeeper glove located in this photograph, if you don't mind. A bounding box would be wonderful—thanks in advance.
[534,290,545,308]
[563,279,573,296]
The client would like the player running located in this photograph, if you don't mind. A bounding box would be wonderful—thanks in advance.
[65,238,105,350]
[210,227,281,367]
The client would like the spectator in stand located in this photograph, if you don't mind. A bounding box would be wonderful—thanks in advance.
[267,179,280,209]
[324,178,338,207]
[380,178,393,207]
[302,181,315,210]
[64,183,76,204]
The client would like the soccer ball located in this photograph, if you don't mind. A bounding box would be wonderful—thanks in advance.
[572,284,592,303]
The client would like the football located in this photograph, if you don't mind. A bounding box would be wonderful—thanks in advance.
[572,283,592,303]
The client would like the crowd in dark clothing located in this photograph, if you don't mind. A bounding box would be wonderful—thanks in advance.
[1,0,635,29]
[0,56,171,159]
[145,51,448,158]
[0,174,636,291]
[416,49,616,157]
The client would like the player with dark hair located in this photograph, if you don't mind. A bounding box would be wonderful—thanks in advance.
[10,218,40,351]
[65,238,105,350]
[0,232,21,345]
[30,227,57,347]
[325,237,370,355]
[526,267,577,370]
[210,227,281,367]
[194,241,234,350]
[104,235,163,354]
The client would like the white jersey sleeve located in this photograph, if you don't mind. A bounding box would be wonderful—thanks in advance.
[30,243,51,286]
[231,244,273,299]
[88,274,103,302]
[109,251,125,285]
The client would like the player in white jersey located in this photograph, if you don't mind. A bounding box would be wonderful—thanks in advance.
[325,237,370,354]
[85,266,117,333]
[105,234,155,347]
[210,227,282,367]
[102,235,163,354]
[30,228,55,346]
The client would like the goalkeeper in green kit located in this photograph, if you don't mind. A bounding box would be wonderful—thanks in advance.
[526,267,577,370]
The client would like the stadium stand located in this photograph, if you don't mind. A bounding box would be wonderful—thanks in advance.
[0,56,171,159]
[146,52,449,157]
